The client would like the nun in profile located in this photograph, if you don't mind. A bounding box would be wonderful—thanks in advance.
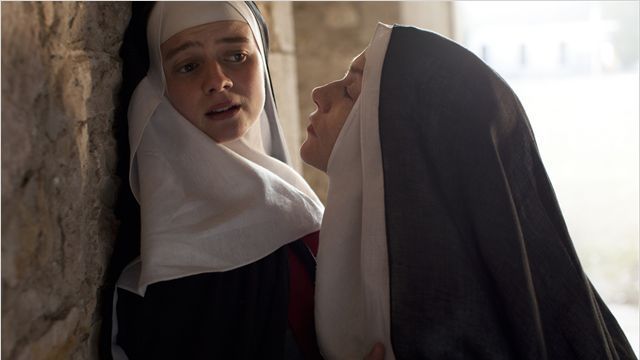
[301,23,636,360]
[102,2,328,359]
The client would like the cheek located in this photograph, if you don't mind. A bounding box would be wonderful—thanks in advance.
[165,79,200,122]
[238,61,265,107]
[326,107,352,147]
[300,134,325,170]
[248,73,265,106]
[166,78,189,103]
[169,89,192,112]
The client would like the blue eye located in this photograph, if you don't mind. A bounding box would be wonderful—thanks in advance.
[178,63,199,73]
[224,52,248,63]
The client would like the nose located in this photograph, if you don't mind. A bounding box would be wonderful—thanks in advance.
[311,83,331,113]
[203,61,233,94]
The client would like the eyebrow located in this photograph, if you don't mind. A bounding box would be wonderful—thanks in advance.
[164,40,202,62]
[164,36,251,62]
[216,36,250,45]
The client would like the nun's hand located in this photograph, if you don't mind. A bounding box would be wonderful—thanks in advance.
[364,342,385,360]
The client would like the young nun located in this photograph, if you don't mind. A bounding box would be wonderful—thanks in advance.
[301,23,636,360]
[102,2,325,359]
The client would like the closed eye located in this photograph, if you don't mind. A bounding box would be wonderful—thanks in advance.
[343,86,353,101]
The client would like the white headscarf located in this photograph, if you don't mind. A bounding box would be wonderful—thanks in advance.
[112,3,323,358]
[117,1,324,297]
[314,23,396,360]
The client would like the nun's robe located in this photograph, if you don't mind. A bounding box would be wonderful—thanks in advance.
[380,26,636,359]
[104,3,325,359]
[315,24,636,360]
[115,233,321,360]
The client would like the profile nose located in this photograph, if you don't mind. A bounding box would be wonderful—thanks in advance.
[203,61,233,94]
[311,84,330,113]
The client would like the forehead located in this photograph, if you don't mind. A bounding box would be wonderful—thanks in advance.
[161,20,253,49]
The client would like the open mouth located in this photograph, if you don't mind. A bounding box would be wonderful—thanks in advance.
[205,104,241,120]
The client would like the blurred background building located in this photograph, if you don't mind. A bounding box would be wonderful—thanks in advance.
[454,2,639,352]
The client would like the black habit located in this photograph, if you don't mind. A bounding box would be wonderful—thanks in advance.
[379,26,635,360]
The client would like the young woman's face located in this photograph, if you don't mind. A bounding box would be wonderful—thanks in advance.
[300,52,366,172]
[161,21,264,143]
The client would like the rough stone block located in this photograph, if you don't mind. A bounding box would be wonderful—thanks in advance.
[1,2,129,358]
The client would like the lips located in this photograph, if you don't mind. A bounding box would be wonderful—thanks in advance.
[306,123,317,136]
[205,101,241,121]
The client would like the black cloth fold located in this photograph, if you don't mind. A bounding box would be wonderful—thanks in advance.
[116,247,290,360]
[379,26,635,360]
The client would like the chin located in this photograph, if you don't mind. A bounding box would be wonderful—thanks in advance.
[299,141,314,166]
[300,142,326,172]
[208,120,250,144]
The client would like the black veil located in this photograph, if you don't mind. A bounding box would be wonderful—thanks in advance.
[379,26,635,359]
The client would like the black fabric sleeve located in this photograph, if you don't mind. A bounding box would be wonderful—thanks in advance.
[116,246,289,360]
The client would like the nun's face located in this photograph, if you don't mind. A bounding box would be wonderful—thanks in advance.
[300,52,365,172]
[161,21,265,143]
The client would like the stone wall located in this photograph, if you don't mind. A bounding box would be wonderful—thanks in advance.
[293,2,402,203]
[1,3,129,359]
[257,2,303,171]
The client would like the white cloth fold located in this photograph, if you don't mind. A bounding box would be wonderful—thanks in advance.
[123,0,324,297]
[112,3,324,359]
[315,23,396,360]
[134,100,323,292]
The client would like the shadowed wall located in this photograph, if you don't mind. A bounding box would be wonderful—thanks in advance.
[1,2,129,358]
